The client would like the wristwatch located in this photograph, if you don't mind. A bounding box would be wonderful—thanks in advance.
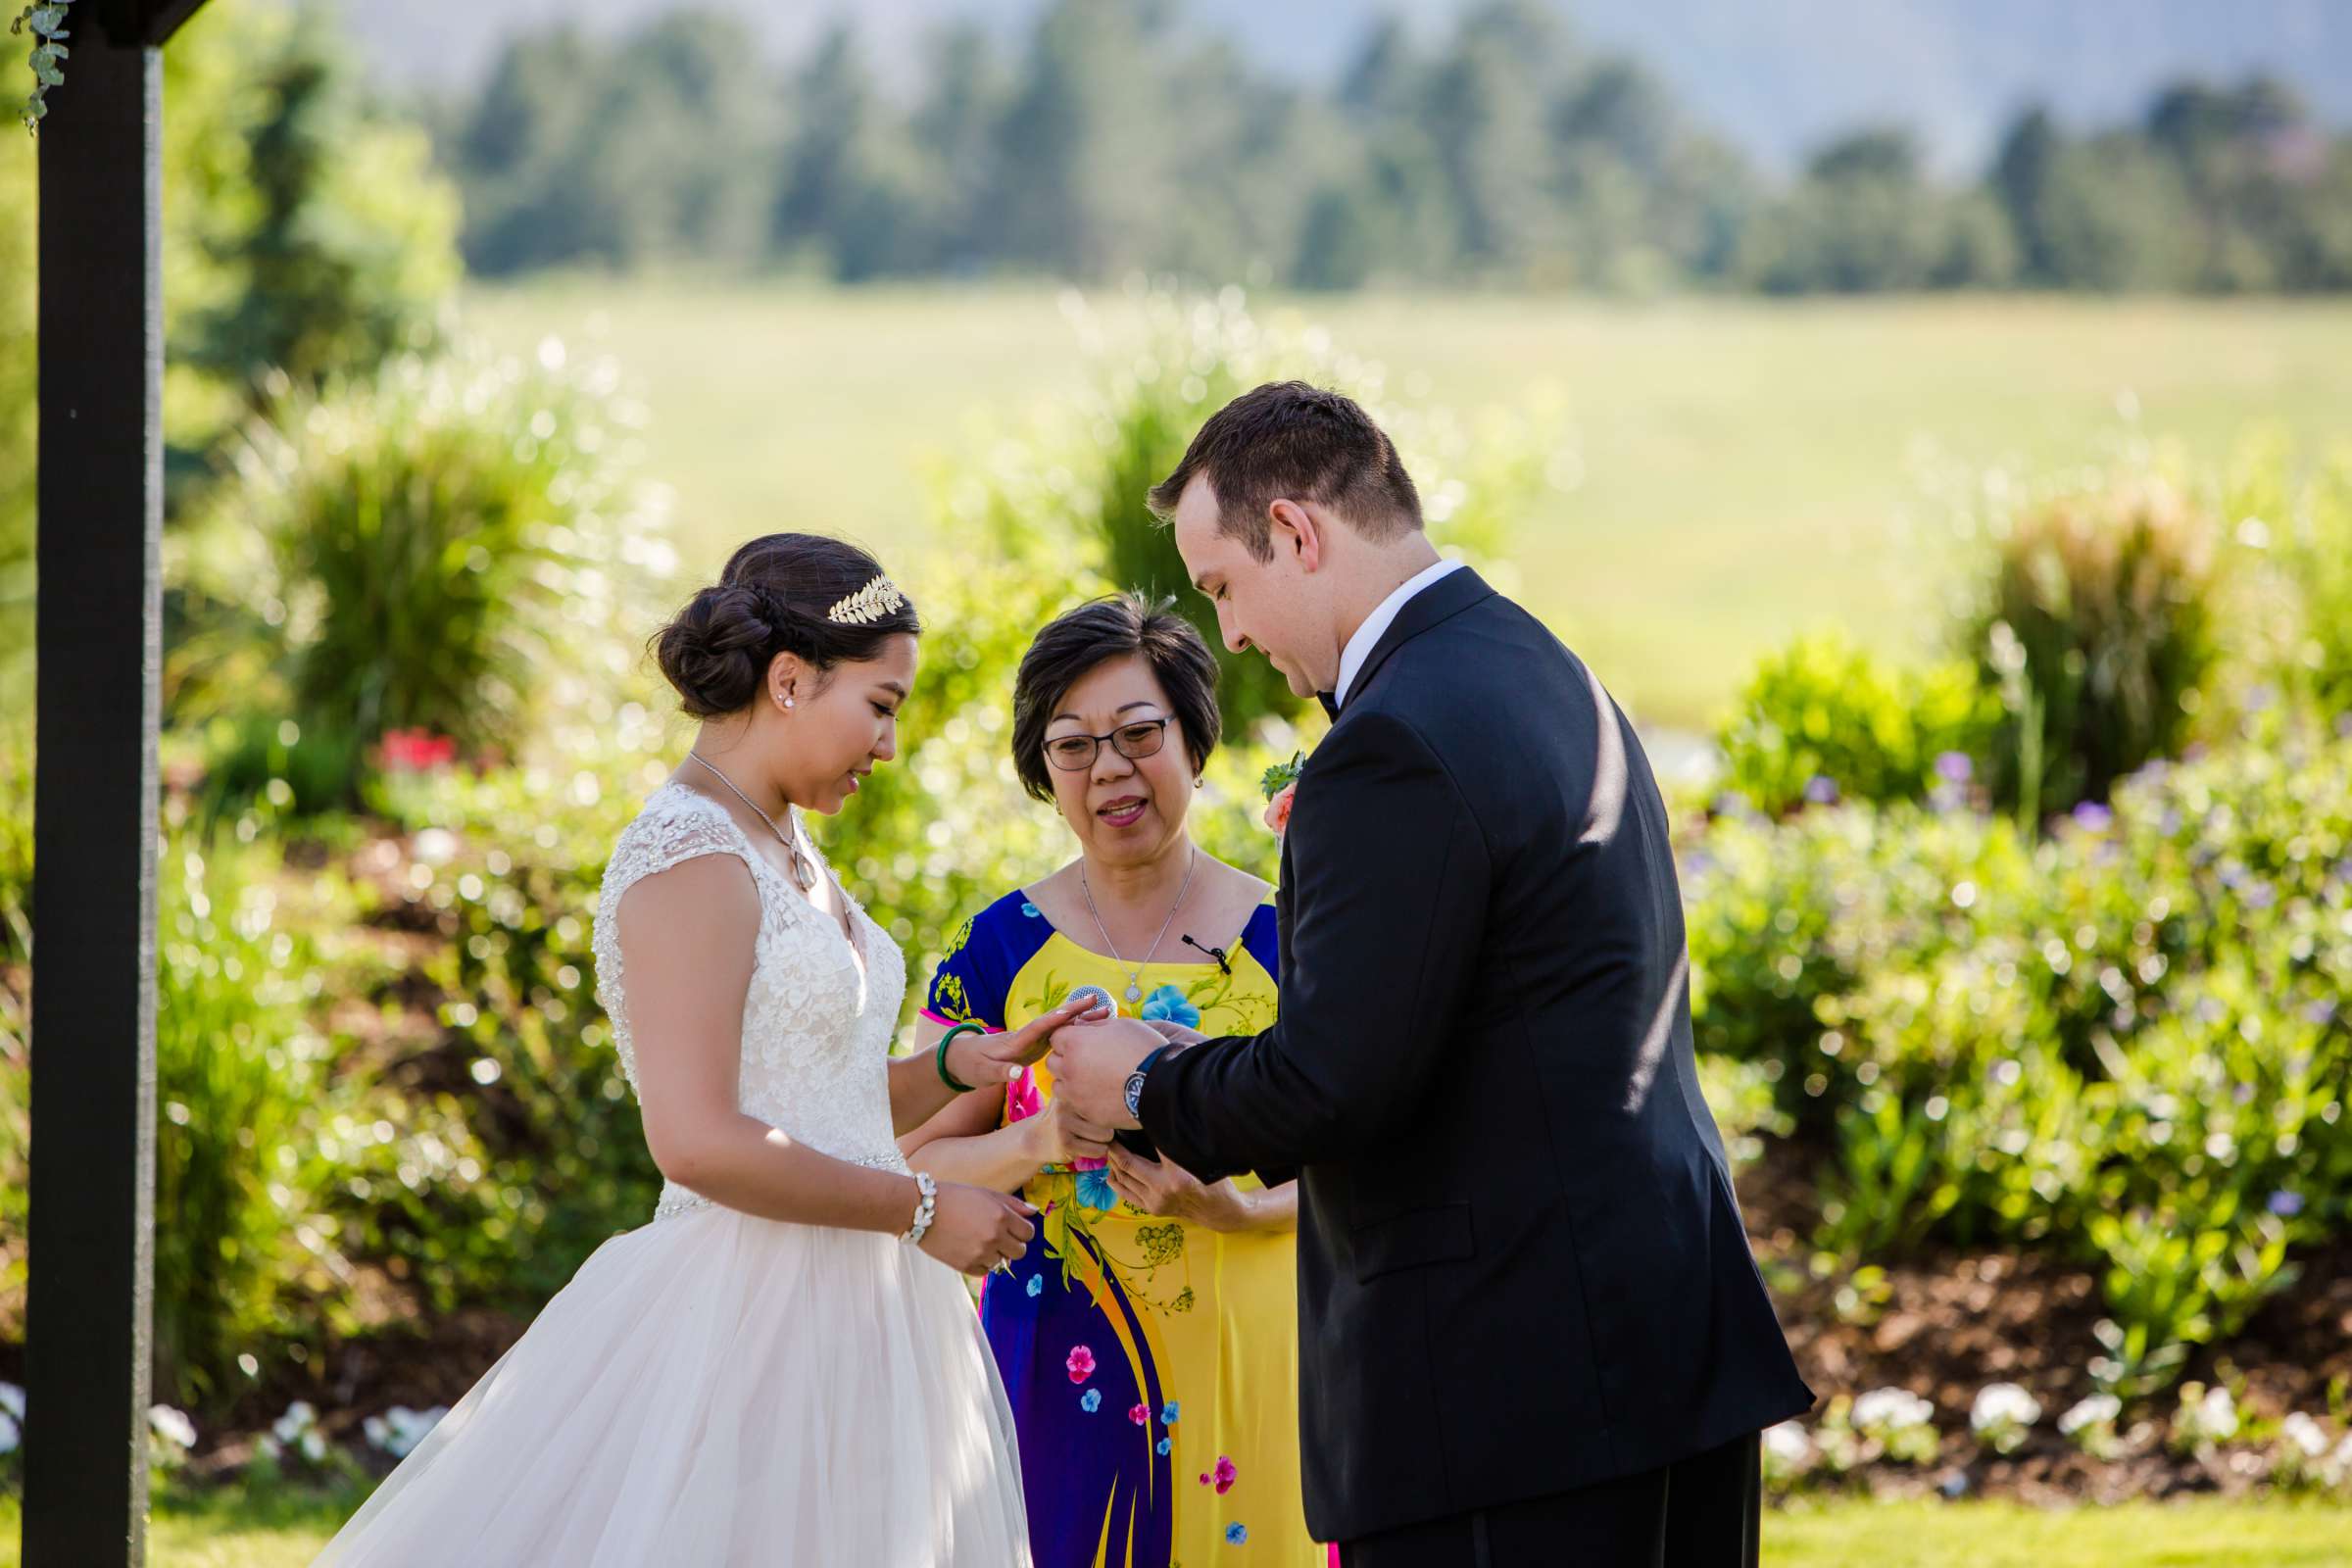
[1124,1045,1170,1122]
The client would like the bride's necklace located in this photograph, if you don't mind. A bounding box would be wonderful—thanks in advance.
[686,752,816,892]
[1078,847,1199,1004]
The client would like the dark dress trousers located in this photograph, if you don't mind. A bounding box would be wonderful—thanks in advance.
[1138,567,1814,1555]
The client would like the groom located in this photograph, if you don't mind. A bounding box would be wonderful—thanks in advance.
[1048,382,1813,1566]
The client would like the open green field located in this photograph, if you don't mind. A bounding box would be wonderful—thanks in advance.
[7,1491,2350,1567]
[464,283,2352,728]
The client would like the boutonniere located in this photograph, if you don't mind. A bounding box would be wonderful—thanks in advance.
[1260,751,1303,836]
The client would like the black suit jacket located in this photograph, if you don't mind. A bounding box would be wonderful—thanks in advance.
[1139,568,1813,1543]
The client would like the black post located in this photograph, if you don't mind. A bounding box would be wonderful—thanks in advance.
[22,4,166,1563]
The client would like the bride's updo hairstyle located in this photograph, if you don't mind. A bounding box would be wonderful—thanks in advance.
[653,534,921,718]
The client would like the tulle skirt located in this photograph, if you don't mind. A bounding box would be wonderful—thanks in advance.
[314,1205,1031,1567]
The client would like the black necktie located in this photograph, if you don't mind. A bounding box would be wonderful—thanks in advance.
[1316,690,1340,721]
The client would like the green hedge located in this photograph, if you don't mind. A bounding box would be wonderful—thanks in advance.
[1687,726,2351,1395]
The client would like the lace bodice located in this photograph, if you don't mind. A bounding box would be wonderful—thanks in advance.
[592,783,910,1220]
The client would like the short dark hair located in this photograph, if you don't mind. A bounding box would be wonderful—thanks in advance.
[1010,594,1221,804]
[1146,380,1422,563]
[652,534,920,718]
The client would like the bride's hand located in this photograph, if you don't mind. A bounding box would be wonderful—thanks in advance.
[954,994,1111,1083]
[918,1181,1037,1275]
[1024,1096,1115,1168]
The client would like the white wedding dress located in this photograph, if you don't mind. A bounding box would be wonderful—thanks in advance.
[315,783,1031,1566]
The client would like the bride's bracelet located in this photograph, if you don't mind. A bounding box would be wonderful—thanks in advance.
[901,1171,939,1247]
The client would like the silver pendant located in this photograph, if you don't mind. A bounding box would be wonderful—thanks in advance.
[1125,983,1144,1004]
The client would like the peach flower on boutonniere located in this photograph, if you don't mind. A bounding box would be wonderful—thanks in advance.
[1260,752,1303,837]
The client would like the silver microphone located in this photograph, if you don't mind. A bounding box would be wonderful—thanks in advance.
[1064,984,1117,1014]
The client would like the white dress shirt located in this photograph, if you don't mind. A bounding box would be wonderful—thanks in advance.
[1333,558,1467,710]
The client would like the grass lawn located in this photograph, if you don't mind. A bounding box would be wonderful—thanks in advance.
[7,1491,2352,1566]
[463,282,2352,729]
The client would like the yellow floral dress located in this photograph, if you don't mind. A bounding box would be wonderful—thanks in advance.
[926,889,1321,1566]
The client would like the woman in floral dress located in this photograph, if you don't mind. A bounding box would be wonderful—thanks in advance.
[903,596,1321,1566]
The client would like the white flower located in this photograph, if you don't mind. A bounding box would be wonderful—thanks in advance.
[298,1429,326,1463]
[1764,1420,1812,1465]
[2174,1383,2240,1446]
[148,1404,198,1450]
[363,1415,391,1451]
[1970,1383,2041,1455]
[0,1381,24,1420]
[379,1404,447,1458]
[2281,1412,2329,1459]
[1971,1383,2042,1433]
[0,1410,19,1455]
[1853,1387,1935,1432]
[270,1400,318,1446]
[2059,1394,2122,1437]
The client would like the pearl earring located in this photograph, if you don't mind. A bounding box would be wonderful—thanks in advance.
[778,692,793,710]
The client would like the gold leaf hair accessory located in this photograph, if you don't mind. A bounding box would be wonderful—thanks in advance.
[825,574,908,625]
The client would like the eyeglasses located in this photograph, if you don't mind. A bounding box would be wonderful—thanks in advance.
[1044,717,1171,772]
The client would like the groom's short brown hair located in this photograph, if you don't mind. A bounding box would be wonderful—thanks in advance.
[1147,381,1422,563]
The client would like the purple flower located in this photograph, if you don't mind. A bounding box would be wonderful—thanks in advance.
[2071,802,2114,832]
[1935,752,1974,785]
[2243,881,2276,909]
[2303,1001,2338,1027]
[2269,1189,2305,1218]
[1803,775,1841,807]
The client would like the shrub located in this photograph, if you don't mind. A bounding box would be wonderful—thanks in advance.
[1713,630,1998,816]
[2232,440,2352,722]
[150,827,338,1404]
[1963,471,2225,819]
[176,338,673,809]
[1690,729,2352,1396]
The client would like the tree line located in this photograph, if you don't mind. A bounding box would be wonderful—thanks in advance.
[438,0,2352,293]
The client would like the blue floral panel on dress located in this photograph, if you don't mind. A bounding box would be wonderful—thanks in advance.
[1140,984,1201,1029]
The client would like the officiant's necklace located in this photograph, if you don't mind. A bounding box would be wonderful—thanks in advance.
[1079,847,1198,1004]
[686,752,817,892]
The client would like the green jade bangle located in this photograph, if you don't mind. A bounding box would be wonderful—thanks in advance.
[935,1021,988,1094]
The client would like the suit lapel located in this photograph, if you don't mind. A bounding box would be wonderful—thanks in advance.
[1342,567,1494,714]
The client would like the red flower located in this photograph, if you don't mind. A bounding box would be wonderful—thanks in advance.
[378,729,457,773]
[1213,1455,1238,1494]
[1129,1402,1151,1426]
[1065,1346,1096,1384]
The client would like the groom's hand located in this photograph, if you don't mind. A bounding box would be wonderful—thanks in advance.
[1045,1016,1160,1131]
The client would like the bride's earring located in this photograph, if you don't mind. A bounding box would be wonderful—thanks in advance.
[777,688,794,710]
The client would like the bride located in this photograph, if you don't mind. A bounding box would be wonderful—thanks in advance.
[315,534,1103,1566]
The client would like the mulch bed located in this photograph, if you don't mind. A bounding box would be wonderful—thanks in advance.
[1737,1138,2352,1500]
